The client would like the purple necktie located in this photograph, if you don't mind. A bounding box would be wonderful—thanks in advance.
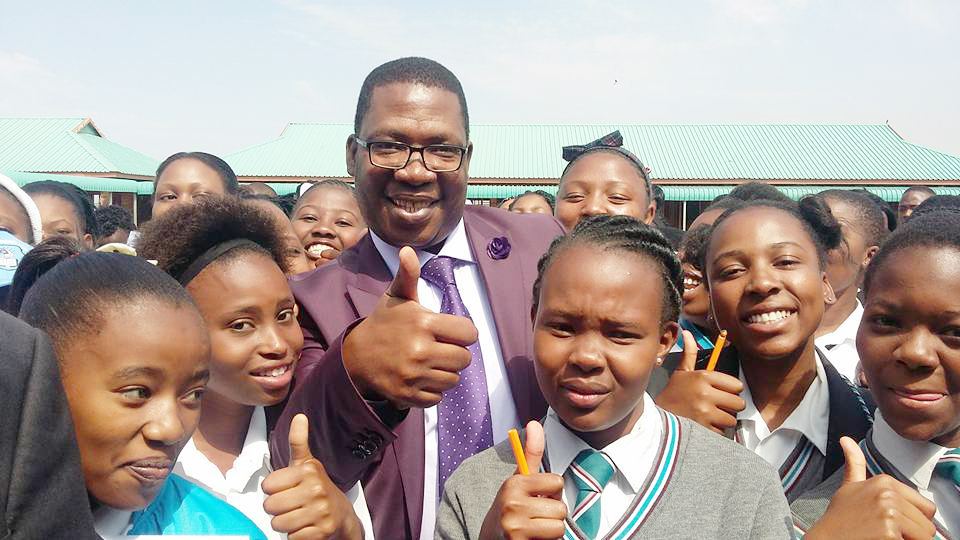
[420,255,494,495]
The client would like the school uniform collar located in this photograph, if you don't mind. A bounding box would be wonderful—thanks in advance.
[93,506,133,536]
[737,353,830,456]
[815,299,863,350]
[871,411,949,491]
[176,406,271,492]
[369,219,474,276]
[544,393,663,494]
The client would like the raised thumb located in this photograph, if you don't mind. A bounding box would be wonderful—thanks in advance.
[840,436,867,484]
[288,413,315,466]
[678,329,698,372]
[387,246,420,303]
[524,420,546,474]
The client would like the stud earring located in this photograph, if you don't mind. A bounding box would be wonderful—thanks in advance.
[656,356,664,366]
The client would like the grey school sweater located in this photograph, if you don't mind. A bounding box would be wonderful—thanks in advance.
[436,412,793,539]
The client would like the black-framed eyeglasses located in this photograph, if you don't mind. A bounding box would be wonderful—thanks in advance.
[354,138,467,173]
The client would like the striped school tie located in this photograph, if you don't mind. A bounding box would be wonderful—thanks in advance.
[567,449,615,539]
[934,448,960,489]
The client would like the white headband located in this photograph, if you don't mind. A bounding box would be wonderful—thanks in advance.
[0,173,44,245]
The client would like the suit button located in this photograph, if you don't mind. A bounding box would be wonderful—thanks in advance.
[361,439,379,453]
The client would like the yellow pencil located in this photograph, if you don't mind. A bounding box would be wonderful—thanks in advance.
[508,428,530,475]
[705,329,728,372]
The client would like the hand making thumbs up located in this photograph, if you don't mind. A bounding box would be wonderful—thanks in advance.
[342,245,479,409]
[804,436,937,540]
[478,421,567,540]
[654,330,745,434]
[262,414,365,540]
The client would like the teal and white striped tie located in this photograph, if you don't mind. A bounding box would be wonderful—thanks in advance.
[934,448,960,489]
[567,449,615,539]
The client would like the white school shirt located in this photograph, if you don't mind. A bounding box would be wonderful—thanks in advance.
[174,406,375,539]
[815,300,863,383]
[93,507,133,537]
[544,393,663,538]
[737,356,830,469]
[872,412,960,536]
[370,220,520,540]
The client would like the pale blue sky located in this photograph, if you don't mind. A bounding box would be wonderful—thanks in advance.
[1,0,958,161]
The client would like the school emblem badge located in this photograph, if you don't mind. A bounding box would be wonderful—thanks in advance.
[0,246,18,270]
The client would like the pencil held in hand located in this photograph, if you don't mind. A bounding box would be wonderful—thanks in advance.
[705,329,728,372]
[508,428,530,475]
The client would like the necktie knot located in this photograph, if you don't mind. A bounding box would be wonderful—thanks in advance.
[935,448,960,485]
[421,255,460,290]
[570,449,615,493]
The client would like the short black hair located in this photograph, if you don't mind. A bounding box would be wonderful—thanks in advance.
[679,224,711,269]
[863,208,960,296]
[354,57,469,139]
[701,196,747,215]
[94,205,136,239]
[5,236,83,315]
[902,185,936,199]
[912,195,960,220]
[852,188,897,231]
[702,198,842,273]
[240,192,296,216]
[560,148,653,202]
[138,195,289,281]
[533,215,682,325]
[509,190,555,212]
[293,179,359,215]
[727,182,791,203]
[155,152,240,195]
[18,249,198,354]
[23,180,98,238]
[816,189,888,248]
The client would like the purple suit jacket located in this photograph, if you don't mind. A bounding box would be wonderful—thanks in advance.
[270,206,564,539]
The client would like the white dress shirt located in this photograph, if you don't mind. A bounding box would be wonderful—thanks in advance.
[815,300,863,382]
[370,219,520,540]
[543,393,662,538]
[174,406,375,539]
[737,356,830,469]
[872,412,960,535]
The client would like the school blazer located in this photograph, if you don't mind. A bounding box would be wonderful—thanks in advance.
[270,206,564,540]
[706,346,875,480]
[0,311,99,540]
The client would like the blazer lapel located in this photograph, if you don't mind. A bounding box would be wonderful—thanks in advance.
[823,355,875,479]
[343,235,392,318]
[463,211,542,420]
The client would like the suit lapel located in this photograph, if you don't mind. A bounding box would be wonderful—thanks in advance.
[343,235,391,318]
[463,211,541,420]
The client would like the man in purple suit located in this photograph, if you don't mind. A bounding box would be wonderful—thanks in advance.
[270,57,564,539]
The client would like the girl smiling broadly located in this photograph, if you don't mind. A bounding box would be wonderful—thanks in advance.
[139,196,373,539]
[793,210,960,539]
[655,199,875,502]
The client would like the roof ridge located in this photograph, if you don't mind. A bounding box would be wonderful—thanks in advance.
[69,131,114,172]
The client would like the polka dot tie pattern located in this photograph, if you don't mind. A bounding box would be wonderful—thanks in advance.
[420,255,494,497]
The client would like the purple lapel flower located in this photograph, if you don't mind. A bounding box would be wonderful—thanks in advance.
[487,237,511,260]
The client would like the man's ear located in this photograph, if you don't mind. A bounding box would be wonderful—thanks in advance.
[462,142,474,175]
[346,134,357,177]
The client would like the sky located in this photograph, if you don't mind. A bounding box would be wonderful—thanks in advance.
[1,0,958,161]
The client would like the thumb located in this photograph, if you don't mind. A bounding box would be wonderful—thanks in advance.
[387,246,420,303]
[523,420,546,473]
[678,330,698,372]
[840,436,867,484]
[288,413,315,466]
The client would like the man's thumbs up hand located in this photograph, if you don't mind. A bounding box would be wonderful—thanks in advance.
[343,246,479,410]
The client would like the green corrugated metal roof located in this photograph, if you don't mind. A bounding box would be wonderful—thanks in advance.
[226,123,960,182]
[4,170,152,194]
[0,118,159,177]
